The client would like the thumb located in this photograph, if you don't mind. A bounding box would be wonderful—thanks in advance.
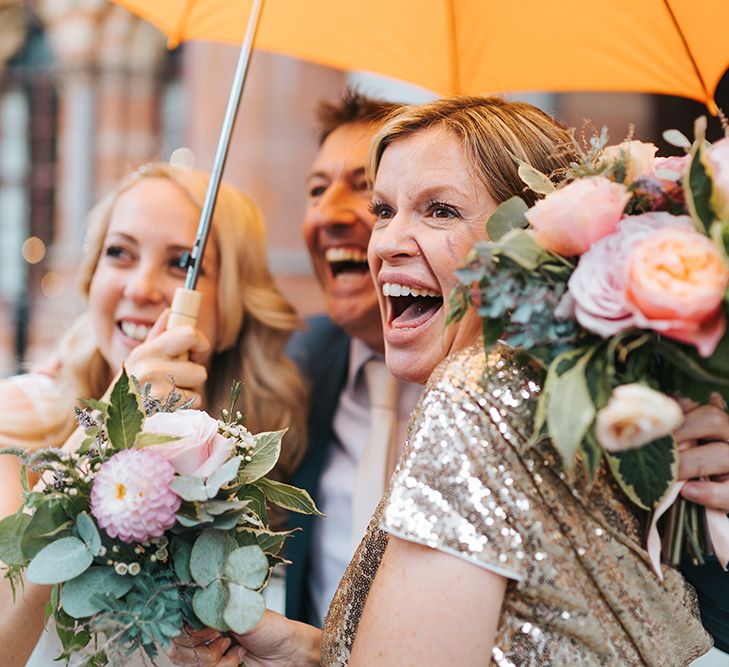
[147,309,170,341]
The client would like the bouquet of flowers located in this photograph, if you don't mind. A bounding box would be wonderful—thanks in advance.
[449,117,729,575]
[0,371,319,665]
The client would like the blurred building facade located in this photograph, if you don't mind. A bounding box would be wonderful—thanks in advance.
[0,0,728,377]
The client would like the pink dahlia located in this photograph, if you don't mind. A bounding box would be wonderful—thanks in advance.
[91,448,181,543]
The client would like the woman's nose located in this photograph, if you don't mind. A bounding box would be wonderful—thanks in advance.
[123,265,164,304]
[372,213,418,261]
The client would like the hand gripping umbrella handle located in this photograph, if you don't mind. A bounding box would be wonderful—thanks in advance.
[167,287,202,360]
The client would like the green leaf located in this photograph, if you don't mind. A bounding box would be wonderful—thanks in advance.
[683,123,714,233]
[60,566,134,618]
[193,580,228,632]
[206,457,242,498]
[662,129,691,148]
[171,538,192,583]
[654,340,729,387]
[75,512,101,557]
[224,545,268,590]
[517,162,555,195]
[82,398,109,415]
[133,432,180,448]
[189,529,237,586]
[0,511,31,566]
[580,429,603,485]
[254,478,323,516]
[170,475,208,502]
[236,528,293,556]
[26,537,93,584]
[21,501,71,560]
[496,230,551,271]
[223,583,265,634]
[485,196,529,241]
[547,353,596,470]
[482,316,505,348]
[240,485,268,524]
[238,431,285,484]
[605,436,678,509]
[106,368,144,450]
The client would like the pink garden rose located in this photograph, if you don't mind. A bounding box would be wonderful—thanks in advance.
[653,154,689,184]
[627,227,729,356]
[707,137,729,221]
[566,211,692,334]
[603,141,658,184]
[526,177,630,256]
[144,409,235,478]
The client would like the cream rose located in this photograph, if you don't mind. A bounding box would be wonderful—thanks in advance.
[595,384,683,453]
[706,136,729,221]
[143,409,235,478]
[603,140,658,184]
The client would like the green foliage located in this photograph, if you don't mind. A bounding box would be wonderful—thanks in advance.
[516,161,556,195]
[193,579,227,631]
[26,536,93,584]
[683,118,715,232]
[606,436,678,509]
[75,512,102,557]
[224,545,268,590]
[106,368,144,451]
[60,567,134,618]
[223,584,265,634]
[254,478,323,516]
[485,196,529,241]
[21,500,72,560]
[0,511,31,566]
[190,529,237,587]
[238,430,285,483]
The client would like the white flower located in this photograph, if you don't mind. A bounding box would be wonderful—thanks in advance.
[603,141,658,184]
[595,384,683,452]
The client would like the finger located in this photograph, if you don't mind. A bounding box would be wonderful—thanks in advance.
[216,649,246,667]
[186,626,222,641]
[205,636,233,662]
[678,441,729,480]
[148,308,170,340]
[710,393,727,409]
[673,405,729,443]
[681,480,729,512]
[168,644,220,667]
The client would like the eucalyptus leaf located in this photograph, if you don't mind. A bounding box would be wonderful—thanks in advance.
[75,512,102,557]
[497,230,551,271]
[106,368,144,450]
[206,456,242,498]
[0,511,31,566]
[60,566,134,618]
[662,129,691,148]
[605,436,678,509]
[223,583,265,634]
[27,537,93,584]
[517,162,555,195]
[205,499,250,516]
[209,510,248,530]
[192,580,228,632]
[239,431,285,484]
[485,196,529,241]
[254,478,323,516]
[134,432,180,448]
[170,475,208,502]
[189,529,237,586]
[547,356,596,470]
[171,539,192,582]
[224,545,268,590]
[21,501,71,560]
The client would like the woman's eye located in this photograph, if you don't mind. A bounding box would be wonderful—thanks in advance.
[369,201,394,220]
[104,245,132,261]
[169,254,190,274]
[430,203,460,219]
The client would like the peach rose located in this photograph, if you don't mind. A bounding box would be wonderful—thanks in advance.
[603,141,658,184]
[526,177,630,256]
[595,384,683,452]
[706,137,729,221]
[627,228,729,356]
[144,409,235,478]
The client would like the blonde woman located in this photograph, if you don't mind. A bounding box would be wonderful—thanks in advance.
[0,162,308,665]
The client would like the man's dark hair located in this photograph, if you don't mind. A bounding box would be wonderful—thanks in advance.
[316,87,401,145]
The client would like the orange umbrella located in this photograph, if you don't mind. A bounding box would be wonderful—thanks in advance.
[113,0,728,111]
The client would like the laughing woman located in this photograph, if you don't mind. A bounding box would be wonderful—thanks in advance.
[179,97,721,666]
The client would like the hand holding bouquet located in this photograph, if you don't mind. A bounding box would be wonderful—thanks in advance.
[449,119,729,575]
[0,372,319,665]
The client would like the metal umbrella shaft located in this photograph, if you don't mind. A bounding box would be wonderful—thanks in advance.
[168,0,266,330]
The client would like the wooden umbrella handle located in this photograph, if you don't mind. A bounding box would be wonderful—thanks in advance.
[167,287,203,360]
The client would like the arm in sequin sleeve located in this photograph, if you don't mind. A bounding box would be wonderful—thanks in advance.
[381,345,542,582]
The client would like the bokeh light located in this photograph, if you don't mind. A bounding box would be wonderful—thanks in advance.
[40,271,66,299]
[22,236,46,264]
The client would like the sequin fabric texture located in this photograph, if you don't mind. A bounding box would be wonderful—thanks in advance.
[320,344,711,666]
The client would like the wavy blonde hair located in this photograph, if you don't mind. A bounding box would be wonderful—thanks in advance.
[56,162,308,479]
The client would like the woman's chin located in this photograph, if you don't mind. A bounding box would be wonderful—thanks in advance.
[383,349,433,386]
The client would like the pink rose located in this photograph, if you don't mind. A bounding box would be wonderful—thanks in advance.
[567,212,694,337]
[627,227,729,357]
[653,154,689,183]
[706,137,729,221]
[603,141,658,184]
[526,177,630,256]
[143,409,235,478]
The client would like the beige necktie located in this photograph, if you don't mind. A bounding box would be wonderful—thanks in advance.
[351,359,399,548]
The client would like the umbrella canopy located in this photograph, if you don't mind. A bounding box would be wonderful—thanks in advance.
[112,0,728,111]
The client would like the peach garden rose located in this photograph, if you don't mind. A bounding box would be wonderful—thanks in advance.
[525,176,630,256]
[603,140,658,184]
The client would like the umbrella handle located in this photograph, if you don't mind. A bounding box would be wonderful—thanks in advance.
[167,287,202,360]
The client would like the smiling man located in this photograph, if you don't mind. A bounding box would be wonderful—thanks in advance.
[285,91,423,628]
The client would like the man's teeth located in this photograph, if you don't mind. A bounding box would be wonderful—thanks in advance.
[382,282,440,298]
[325,247,368,263]
[120,321,151,342]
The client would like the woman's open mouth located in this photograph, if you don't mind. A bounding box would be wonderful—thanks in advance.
[383,282,443,329]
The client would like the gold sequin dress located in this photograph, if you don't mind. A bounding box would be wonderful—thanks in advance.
[321,344,712,666]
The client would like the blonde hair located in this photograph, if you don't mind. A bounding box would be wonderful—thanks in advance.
[57,162,308,479]
[370,96,577,206]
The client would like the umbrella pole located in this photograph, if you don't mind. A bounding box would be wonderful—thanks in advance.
[168,0,266,331]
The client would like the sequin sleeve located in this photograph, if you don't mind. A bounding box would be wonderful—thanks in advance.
[382,344,543,582]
